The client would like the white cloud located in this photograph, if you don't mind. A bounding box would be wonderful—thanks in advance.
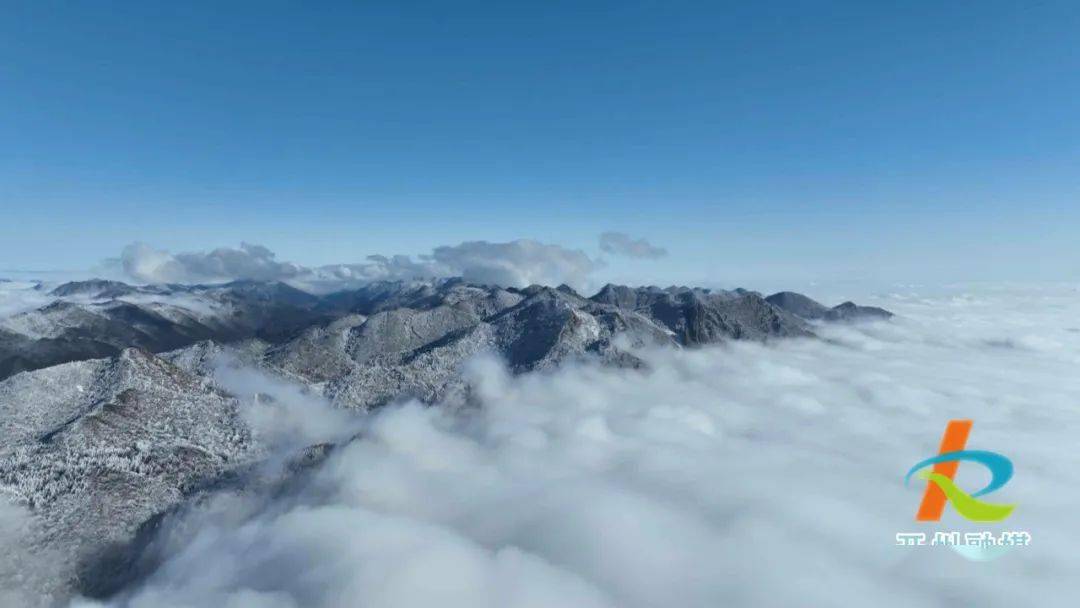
[212,355,362,455]
[113,240,599,291]
[120,242,306,284]
[76,284,1080,607]
[598,232,667,259]
[1,500,65,607]
[0,280,52,319]
[0,501,33,605]
[428,240,598,289]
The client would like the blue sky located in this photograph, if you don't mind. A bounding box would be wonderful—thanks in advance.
[2,1,1078,286]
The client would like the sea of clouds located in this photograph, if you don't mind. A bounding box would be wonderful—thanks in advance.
[57,283,1080,608]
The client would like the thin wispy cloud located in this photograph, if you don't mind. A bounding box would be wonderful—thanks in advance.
[598,232,668,260]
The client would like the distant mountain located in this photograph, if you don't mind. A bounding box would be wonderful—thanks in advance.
[765,291,893,322]
[821,301,894,321]
[268,282,676,409]
[49,279,139,299]
[591,284,808,344]
[1,279,885,382]
[763,291,831,319]
[0,280,334,380]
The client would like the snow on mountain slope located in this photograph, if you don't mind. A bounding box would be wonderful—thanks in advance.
[0,349,259,602]
[0,280,335,380]
[1,277,862,382]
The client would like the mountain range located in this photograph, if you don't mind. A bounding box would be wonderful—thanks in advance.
[0,277,890,601]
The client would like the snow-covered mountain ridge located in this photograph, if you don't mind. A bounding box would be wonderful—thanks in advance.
[0,277,891,602]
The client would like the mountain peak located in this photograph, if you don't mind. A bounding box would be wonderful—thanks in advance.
[50,279,136,298]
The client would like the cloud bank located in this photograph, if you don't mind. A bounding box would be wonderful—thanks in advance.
[116,240,600,292]
[70,284,1080,608]
[598,232,667,259]
[119,243,306,285]
[427,240,597,288]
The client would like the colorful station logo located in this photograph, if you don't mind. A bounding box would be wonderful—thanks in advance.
[905,419,1015,522]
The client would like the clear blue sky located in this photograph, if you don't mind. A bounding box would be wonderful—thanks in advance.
[2,1,1078,285]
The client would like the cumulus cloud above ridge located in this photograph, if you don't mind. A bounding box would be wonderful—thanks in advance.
[71,284,1080,608]
[427,240,597,288]
[116,239,599,291]
[120,242,305,284]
